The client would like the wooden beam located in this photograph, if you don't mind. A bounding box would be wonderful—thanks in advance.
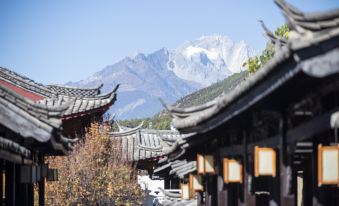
[279,112,295,205]
[38,156,45,206]
[219,108,335,157]
[219,144,243,157]
[5,162,15,206]
[0,150,22,164]
[242,131,255,206]
[217,176,225,206]
[285,108,332,145]
[0,160,2,206]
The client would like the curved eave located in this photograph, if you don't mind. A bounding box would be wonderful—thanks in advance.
[62,84,119,119]
[275,0,339,32]
[109,121,144,136]
[47,83,104,97]
[171,26,339,134]
[0,86,73,155]
[0,84,67,129]
[0,67,56,98]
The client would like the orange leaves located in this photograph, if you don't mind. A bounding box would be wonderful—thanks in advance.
[45,122,143,205]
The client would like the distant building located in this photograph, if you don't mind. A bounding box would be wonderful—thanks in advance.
[110,121,191,204]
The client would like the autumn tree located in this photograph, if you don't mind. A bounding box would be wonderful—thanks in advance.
[45,122,143,206]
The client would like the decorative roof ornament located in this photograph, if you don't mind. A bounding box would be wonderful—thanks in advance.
[258,20,286,50]
[274,0,339,40]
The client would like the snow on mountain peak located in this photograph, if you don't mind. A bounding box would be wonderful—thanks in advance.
[168,34,252,86]
[68,34,254,119]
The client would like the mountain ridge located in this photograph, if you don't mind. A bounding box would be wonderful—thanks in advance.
[67,34,253,119]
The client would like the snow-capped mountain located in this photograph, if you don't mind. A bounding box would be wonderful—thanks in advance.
[168,34,252,86]
[67,34,253,119]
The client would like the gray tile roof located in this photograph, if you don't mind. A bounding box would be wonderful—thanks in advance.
[110,122,188,161]
[0,83,76,155]
[38,84,119,117]
[162,197,197,206]
[0,67,56,98]
[0,136,31,158]
[0,67,119,118]
[164,0,339,134]
[275,0,339,32]
[154,159,196,179]
[47,84,103,97]
[158,188,197,206]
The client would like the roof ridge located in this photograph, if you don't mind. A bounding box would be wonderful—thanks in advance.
[0,83,68,125]
[48,83,103,91]
[47,83,104,97]
[0,67,56,97]
[275,0,339,33]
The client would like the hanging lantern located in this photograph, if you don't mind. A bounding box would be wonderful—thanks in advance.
[189,174,203,191]
[223,158,243,183]
[197,154,215,175]
[181,183,190,200]
[197,154,205,175]
[254,146,276,177]
[318,144,339,186]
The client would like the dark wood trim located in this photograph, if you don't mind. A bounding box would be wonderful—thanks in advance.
[38,155,45,206]
[5,162,15,206]
[242,131,255,206]
[0,160,3,206]
[0,150,22,164]
[219,108,335,157]
[279,112,296,205]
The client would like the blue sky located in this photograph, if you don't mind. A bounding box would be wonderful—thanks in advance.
[1,0,338,84]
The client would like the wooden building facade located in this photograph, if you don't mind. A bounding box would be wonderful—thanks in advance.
[156,1,339,205]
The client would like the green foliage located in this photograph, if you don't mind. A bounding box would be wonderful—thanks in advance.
[118,72,248,130]
[175,71,247,108]
[119,26,290,130]
[274,24,289,39]
[152,114,172,129]
[243,24,289,74]
[244,56,260,74]
[116,118,152,129]
[116,113,172,130]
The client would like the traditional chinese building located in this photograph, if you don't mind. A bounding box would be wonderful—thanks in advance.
[158,0,339,205]
[0,67,119,137]
[109,122,191,187]
[0,67,119,206]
